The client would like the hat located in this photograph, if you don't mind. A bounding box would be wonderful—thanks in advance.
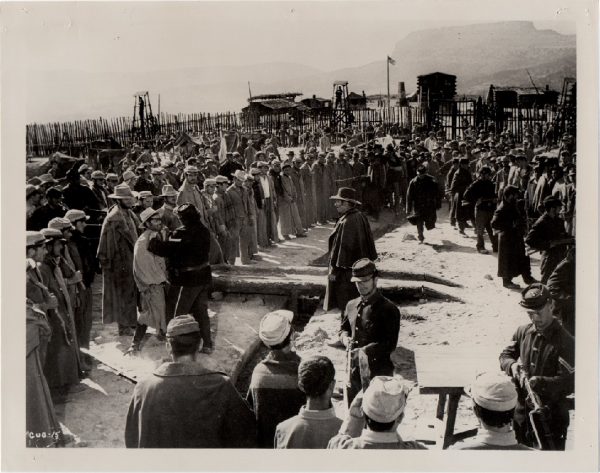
[215,175,230,184]
[26,184,40,198]
[233,170,247,181]
[259,310,294,347]
[108,183,136,199]
[175,203,199,221]
[186,157,198,165]
[64,209,90,223]
[249,168,261,176]
[292,156,303,164]
[46,187,63,199]
[257,161,268,168]
[519,283,551,310]
[91,170,105,179]
[139,207,161,227]
[161,184,178,197]
[40,227,66,241]
[106,173,119,181]
[137,190,153,199]
[184,165,200,174]
[351,259,377,282]
[362,376,409,423]
[26,231,49,247]
[151,168,164,175]
[166,314,200,337]
[543,195,562,209]
[78,164,90,173]
[204,178,217,186]
[38,173,58,185]
[123,170,136,181]
[466,371,517,412]
[48,217,72,231]
[330,187,361,205]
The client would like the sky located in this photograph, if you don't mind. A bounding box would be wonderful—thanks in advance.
[7,2,577,74]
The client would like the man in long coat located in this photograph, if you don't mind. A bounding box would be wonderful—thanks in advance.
[97,184,139,335]
[257,161,279,245]
[406,165,442,243]
[278,162,306,239]
[290,157,308,230]
[300,155,316,226]
[324,187,377,319]
[311,153,328,224]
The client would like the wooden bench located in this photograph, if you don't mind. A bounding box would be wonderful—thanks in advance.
[415,348,499,449]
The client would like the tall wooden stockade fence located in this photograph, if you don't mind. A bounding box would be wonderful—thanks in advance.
[27,104,560,157]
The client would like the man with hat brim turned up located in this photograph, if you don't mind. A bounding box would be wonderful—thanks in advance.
[405,164,442,244]
[451,372,532,450]
[324,187,377,324]
[126,208,169,354]
[97,184,139,336]
[328,376,426,449]
[337,259,400,406]
[525,196,573,284]
[499,283,574,450]
[247,310,306,448]
[125,315,256,448]
[147,203,214,354]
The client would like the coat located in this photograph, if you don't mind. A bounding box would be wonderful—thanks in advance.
[125,361,257,448]
[406,174,441,229]
[300,163,316,225]
[97,205,139,326]
[491,200,530,279]
[278,173,303,236]
[311,162,328,222]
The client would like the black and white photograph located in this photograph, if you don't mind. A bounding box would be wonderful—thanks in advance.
[2,0,598,470]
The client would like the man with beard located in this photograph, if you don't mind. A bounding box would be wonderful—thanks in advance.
[405,165,442,243]
[97,184,139,336]
[324,187,377,322]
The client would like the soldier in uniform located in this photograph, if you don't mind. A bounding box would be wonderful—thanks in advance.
[338,259,400,405]
[499,283,574,450]
[147,204,214,354]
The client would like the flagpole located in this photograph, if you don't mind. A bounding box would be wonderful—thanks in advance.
[387,57,391,121]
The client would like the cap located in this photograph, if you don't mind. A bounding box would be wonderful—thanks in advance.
[185,165,200,174]
[137,191,153,199]
[215,175,230,183]
[48,217,72,231]
[26,184,40,198]
[233,170,247,181]
[519,283,551,310]
[249,168,261,176]
[203,178,217,186]
[91,170,106,179]
[259,310,294,347]
[40,227,66,241]
[466,371,517,412]
[351,258,377,282]
[123,170,136,181]
[161,184,178,197]
[64,209,90,223]
[362,376,409,423]
[46,187,63,199]
[26,231,49,247]
[139,207,161,227]
[166,314,200,337]
[106,173,119,181]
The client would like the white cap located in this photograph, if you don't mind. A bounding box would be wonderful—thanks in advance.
[465,371,518,412]
[362,376,409,423]
[233,170,247,181]
[258,310,294,347]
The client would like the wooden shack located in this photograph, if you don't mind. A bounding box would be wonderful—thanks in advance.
[417,72,457,104]
[241,92,309,128]
[487,84,560,108]
[300,95,332,113]
[347,91,367,109]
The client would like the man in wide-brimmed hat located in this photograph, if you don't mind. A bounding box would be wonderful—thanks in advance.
[324,187,377,321]
[97,184,139,335]
[158,184,181,233]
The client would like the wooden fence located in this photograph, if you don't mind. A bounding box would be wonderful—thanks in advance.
[26,103,562,157]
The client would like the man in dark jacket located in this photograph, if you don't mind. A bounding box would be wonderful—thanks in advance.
[546,247,575,335]
[499,284,574,450]
[147,204,213,353]
[450,158,473,234]
[445,158,460,226]
[324,188,377,319]
[464,166,498,254]
[406,165,441,243]
[27,187,69,231]
[525,196,572,284]
[61,167,100,217]
[340,259,400,405]
[125,315,256,448]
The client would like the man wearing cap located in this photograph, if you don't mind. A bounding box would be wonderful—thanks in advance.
[132,190,154,218]
[26,185,43,221]
[450,157,473,234]
[275,355,343,449]
[28,187,69,231]
[463,166,498,254]
[328,376,426,449]
[125,315,256,448]
[158,185,181,233]
[97,184,139,336]
[324,187,377,318]
[451,372,532,450]
[224,170,253,264]
[126,208,168,353]
[88,170,109,210]
[525,196,572,284]
[162,161,181,190]
[150,168,166,196]
[339,259,400,405]
[406,165,442,243]
[37,173,59,194]
[219,152,243,180]
[247,310,306,448]
[122,169,137,189]
[147,204,214,353]
[278,161,307,239]
[499,283,574,449]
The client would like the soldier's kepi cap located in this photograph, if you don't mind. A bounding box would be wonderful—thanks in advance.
[259,310,294,347]
[362,376,410,423]
[351,258,378,282]
[166,314,200,337]
[519,283,551,310]
[465,371,517,412]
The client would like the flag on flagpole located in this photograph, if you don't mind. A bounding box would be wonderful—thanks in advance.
[387,56,396,65]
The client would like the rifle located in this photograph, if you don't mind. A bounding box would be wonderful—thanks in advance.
[516,366,556,450]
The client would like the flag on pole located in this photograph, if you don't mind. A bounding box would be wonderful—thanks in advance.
[387,56,396,66]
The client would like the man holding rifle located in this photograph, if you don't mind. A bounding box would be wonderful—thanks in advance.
[499,283,574,450]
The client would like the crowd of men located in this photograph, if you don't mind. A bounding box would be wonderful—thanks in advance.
[25,121,576,449]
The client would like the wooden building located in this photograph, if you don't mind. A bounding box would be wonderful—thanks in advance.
[417,72,457,104]
[487,84,560,108]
